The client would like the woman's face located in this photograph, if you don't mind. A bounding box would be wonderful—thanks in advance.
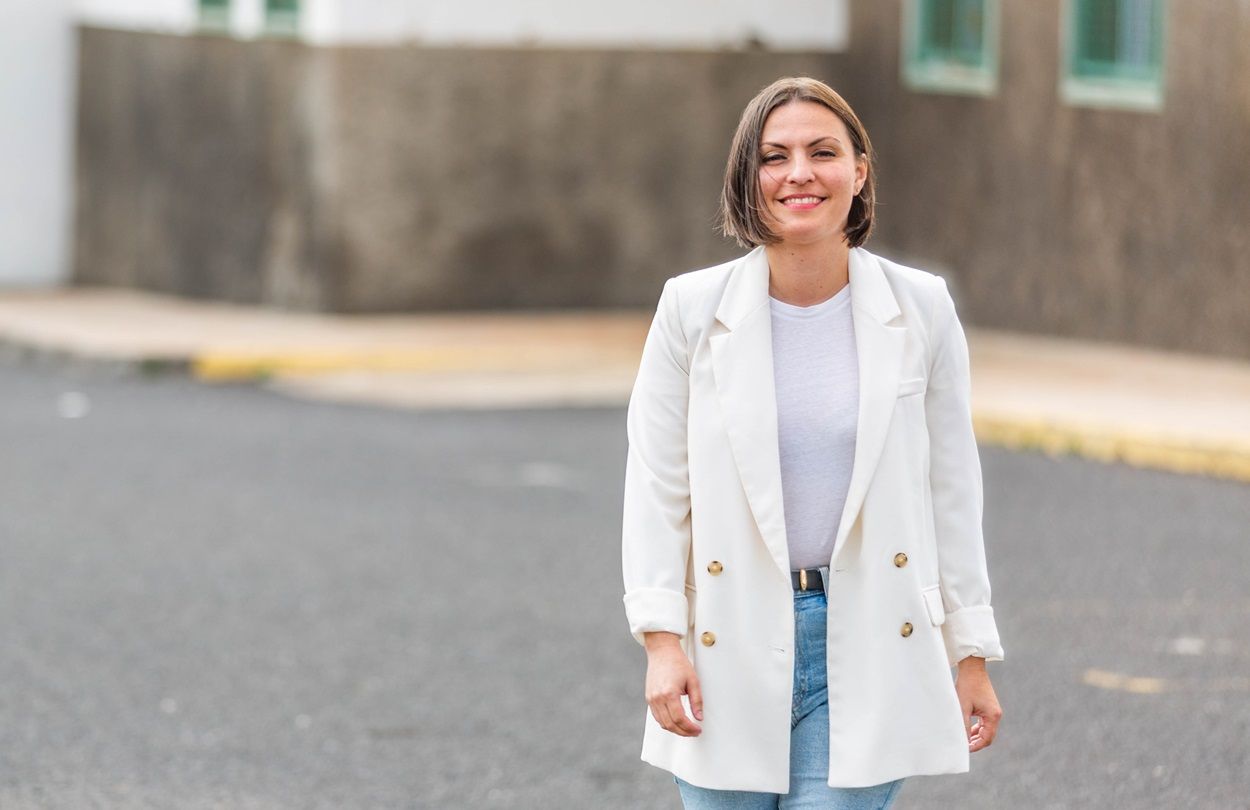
[757,101,867,248]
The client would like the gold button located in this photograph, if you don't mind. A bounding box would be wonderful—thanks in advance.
[701,631,717,647]
[707,561,724,575]
[900,622,914,638]
[893,552,908,568]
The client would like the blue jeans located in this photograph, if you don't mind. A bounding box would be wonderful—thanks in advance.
[675,590,905,809]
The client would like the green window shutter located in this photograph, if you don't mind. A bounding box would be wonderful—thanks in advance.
[919,0,986,68]
[1073,0,1161,79]
[266,0,300,36]
[1076,0,1118,67]
[199,0,229,31]
[903,0,998,95]
[1064,0,1165,110]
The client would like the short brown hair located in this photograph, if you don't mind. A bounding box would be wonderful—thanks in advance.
[718,77,876,249]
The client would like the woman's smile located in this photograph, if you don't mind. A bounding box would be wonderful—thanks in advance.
[779,194,826,209]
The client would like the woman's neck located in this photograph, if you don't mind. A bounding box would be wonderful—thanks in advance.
[764,239,851,307]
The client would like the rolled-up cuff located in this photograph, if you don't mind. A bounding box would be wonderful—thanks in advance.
[623,587,689,646]
[940,604,1004,666]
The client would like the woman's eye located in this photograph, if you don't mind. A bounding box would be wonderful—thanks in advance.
[762,154,784,163]
[814,149,836,158]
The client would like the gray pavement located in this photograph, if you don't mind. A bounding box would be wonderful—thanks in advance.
[2,359,1249,808]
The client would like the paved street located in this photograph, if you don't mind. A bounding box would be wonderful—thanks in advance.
[2,358,1248,809]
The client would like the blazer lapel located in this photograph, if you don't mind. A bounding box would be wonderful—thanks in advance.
[709,247,791,582]
[831,248,906,570]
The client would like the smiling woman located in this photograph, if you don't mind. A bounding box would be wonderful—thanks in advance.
[622,77,1004,809]
[720,79,876,264]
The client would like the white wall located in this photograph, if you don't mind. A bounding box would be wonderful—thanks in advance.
[0,0,77,286]
[317,0,849,50]
[74,0,849,51]
[75,0,196,32]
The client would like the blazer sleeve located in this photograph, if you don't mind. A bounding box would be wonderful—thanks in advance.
[621,278,693,646]
[925,277,1005,666]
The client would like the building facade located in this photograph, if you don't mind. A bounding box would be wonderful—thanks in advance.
[69,1,1250,359]
[842,0,1250,359]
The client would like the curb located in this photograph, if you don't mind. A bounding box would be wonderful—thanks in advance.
[199,352,1250,486]
[4,338,1248,486]
[190,347,590,381]
[973,414,1250,484]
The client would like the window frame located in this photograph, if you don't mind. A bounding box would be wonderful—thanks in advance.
[902,0,1000,97]
[1061,0,1167,111]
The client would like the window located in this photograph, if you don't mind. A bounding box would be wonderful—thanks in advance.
[903,0,999,96]
[1063,0,1166,110]
[199,0,229,32]
[265,0,300,37]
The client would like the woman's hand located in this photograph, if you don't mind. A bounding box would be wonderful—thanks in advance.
[643,632,703,737]
[955,656,1002,752]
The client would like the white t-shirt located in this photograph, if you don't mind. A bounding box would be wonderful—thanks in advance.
[769,284,859,571]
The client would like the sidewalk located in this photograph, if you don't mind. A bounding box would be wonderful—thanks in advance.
[2,287,1248,483]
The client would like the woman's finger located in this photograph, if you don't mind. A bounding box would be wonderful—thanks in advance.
[960,698,974,737]
[666,694,701,736]
[967,706,1001,752]
[688,675,704,722]
[651,698,677,734]
[976,710,1000,745]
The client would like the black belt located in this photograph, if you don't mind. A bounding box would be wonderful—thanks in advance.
[791,567,827,592]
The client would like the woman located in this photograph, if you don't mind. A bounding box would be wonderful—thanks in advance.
[621,77,1004,808]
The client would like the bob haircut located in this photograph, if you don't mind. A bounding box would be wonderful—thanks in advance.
[719,77,876,249]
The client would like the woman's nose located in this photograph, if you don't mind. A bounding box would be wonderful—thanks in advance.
[786,156,814,184]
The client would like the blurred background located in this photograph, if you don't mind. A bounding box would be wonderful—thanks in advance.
[2,0,1249,807]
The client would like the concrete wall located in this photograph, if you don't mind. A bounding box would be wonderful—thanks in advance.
[73,26,840,310]
[0,0,76,286]
[843,0,1250,359]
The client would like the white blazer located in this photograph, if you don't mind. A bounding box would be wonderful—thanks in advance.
[621,245,1004,792]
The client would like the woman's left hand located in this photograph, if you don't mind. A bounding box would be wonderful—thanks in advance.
[955,656,1002,753]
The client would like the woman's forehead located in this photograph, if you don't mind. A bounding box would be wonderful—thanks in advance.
[761,102,847,142]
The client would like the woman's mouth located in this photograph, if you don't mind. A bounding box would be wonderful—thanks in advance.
[780,196,824,209]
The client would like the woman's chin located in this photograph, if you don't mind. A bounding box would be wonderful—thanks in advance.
[775,223,847,248]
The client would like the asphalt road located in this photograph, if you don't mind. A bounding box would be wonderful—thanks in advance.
[2,359,1248,809]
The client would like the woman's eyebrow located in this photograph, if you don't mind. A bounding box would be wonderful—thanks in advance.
[761,137,844,149]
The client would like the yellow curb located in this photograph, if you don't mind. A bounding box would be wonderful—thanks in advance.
[191,347,632,380]
[973,414,1250,484]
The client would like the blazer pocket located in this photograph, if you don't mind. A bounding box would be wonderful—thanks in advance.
[921,584,946,626]
[897,376,926,397]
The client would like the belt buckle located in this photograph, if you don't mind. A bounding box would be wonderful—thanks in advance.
[799,569,809,591]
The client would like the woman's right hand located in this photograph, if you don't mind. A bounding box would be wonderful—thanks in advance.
[643,632,703,737]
